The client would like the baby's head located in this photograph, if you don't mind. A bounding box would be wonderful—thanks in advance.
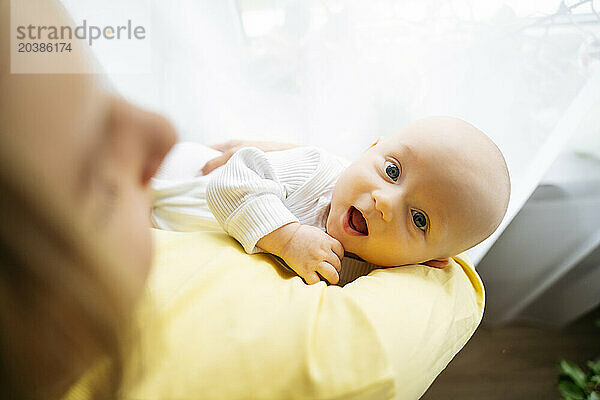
[326,116,510,267]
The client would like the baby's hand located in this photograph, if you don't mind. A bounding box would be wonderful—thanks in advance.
[281,224,344,285]
[257,223,344,285]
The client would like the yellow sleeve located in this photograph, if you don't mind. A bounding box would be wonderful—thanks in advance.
[117,228,484,400]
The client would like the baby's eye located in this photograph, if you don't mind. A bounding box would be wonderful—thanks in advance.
[411,210,428,231]
[384,160,400,181]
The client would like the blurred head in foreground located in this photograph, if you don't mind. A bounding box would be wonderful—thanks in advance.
[327,116,510,268]
[0,0,176,398]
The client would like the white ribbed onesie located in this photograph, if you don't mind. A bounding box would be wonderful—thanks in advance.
[151,142,377,285]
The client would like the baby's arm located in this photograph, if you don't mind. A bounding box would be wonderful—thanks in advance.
[206,147,342,284]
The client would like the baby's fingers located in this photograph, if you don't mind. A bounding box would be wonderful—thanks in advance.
[302,271,320,285]
[324,249,342,272]
[329,238,344,262]
[316,262,339,285]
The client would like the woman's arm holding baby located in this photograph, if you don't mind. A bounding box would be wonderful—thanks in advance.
[200,140,299,175]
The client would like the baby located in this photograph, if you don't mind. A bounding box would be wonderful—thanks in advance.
[152,116,510,286]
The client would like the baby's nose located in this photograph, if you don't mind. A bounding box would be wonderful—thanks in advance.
[371,191,393,222]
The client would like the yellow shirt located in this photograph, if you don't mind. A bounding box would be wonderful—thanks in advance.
[65,227,484,400]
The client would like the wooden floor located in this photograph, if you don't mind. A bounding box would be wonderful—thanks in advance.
[422,307,600,399]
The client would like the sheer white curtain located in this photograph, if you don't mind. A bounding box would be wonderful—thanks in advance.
[62,0,600,265]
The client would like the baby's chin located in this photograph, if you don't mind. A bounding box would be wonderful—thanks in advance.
[338,244,384,265]
[350,249,414,267]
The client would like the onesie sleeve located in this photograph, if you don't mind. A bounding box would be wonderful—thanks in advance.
[206,147,311,254]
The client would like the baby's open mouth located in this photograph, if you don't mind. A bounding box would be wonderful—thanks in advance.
[348,206,368,235]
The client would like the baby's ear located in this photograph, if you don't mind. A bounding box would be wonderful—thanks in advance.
[367,136,383,150]
[423,258,450,269]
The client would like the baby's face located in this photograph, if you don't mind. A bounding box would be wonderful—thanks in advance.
[326,118,507,267]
